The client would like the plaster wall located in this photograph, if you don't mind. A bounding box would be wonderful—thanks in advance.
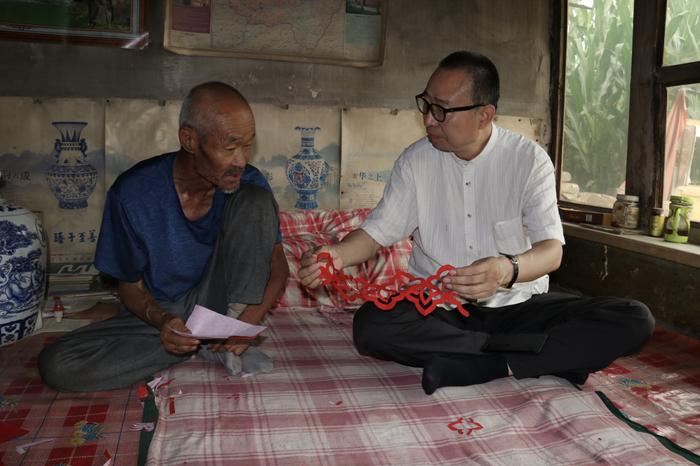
[0,1,551,128]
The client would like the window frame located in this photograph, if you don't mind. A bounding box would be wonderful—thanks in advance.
[551,0,700,231]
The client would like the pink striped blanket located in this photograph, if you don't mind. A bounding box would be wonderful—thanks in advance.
[145,307,691,465]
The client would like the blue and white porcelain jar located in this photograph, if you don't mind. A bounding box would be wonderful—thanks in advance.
[0,172,47,346]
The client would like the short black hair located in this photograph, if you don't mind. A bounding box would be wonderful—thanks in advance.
[438,51,499,108]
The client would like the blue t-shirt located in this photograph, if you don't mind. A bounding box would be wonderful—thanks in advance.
[95,152,280,302]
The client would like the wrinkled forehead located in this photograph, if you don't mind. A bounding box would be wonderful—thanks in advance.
[211,106,256,143]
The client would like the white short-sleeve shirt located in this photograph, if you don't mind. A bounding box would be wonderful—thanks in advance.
[361,123,565,308]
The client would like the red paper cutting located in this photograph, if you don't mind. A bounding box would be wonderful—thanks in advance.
[316,252,470,317]
[137,384,149,401]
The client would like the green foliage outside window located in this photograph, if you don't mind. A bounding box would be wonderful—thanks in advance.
[564,0,700,200]
[664,0,700,67]
[563,0,633,199]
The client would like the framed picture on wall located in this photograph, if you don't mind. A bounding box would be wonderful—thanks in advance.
[164,0,386,67]
[0,0,149,49]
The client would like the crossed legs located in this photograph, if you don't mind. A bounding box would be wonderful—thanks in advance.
[39,186,279,392]
[353,292,655,394]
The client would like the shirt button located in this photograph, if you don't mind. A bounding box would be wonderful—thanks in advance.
[467,213,472,218]
[465,181,471,186]
[469,245,473,249]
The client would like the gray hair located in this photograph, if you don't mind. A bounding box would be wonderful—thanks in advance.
[179,82,248,136]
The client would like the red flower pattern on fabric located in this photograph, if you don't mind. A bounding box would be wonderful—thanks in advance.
[447,417,483,436]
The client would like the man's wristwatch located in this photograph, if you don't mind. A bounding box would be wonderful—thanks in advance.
[499,253,519,288]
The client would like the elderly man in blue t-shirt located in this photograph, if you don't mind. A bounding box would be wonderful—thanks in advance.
[39,82,289,392]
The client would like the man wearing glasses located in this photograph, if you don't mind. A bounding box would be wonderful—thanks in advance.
[299,51,654,395]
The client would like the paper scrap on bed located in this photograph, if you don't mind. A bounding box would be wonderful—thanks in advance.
[173,304,266,339]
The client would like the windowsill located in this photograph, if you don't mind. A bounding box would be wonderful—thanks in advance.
[562,222,700,268]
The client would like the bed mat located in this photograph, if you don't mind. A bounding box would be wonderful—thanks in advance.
[145,307,697,465]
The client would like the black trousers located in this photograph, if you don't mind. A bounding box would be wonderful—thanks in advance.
[353,292,655,379]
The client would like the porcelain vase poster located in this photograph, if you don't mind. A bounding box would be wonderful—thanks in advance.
[105,99,341,211]
[251,103,340,211]
[0,97,106,273]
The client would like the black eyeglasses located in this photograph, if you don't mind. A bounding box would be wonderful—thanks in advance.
[415,94,485,122]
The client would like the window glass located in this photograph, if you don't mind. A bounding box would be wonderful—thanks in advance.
[560,0,633,209]
[663,0,700,67]
[665,85,700,221]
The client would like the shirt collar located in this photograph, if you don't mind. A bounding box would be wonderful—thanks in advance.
[449,122,498,166]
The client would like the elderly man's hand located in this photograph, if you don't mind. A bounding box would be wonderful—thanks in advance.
[160,315,200,355]
[441,256,512,302]
[298,245,343,289]
[209,337,250,356]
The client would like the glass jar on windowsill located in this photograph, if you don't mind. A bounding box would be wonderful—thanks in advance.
[664,195,694,244]
[611,194,640,229]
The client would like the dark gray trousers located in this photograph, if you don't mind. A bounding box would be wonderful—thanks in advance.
[353,292,655,379]
[38,185,279,392]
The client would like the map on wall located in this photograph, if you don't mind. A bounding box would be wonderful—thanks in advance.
[164,0,385,67]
